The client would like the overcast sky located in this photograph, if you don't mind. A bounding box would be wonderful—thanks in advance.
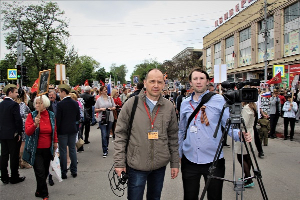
[1,0,238,81]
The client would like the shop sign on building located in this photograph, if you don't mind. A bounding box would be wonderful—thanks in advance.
[214,0,258,27]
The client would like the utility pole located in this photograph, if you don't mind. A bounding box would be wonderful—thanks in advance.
[263,0,268,83]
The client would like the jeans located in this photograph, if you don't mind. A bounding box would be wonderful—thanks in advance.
[181,155,225,200]
[99,121,113,154]
[92,106,96,124]
[127,166,166,200]
[58,133,77,175]
[33,148,52,198]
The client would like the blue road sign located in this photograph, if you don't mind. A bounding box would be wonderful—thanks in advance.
[8,69,17,80]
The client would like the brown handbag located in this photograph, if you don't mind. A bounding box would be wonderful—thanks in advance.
[113,109,118,120]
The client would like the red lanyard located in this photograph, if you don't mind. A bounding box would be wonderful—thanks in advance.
[189,101,199,125]
[144,102,160,129]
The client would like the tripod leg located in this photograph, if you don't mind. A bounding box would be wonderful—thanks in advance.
[241,119,268,200]
[200,119,231,200]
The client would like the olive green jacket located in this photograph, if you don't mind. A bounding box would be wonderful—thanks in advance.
[114,89,179,171]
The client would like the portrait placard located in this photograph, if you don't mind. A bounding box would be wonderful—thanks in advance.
[133,75,139,84]
[37,69,51,96]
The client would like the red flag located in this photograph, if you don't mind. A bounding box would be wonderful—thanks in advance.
[31,78,39,93]
[84,79,89,86]
[100,80,105,86]
[123,84,126,88]
[266,72,282,85]
[74,85,79,91]
[210,78,214,83]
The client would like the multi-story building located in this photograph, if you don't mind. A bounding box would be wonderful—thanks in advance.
[203,0,300,86]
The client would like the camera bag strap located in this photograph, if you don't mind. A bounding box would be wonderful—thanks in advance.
[184,92,216,140]
[125,95,139,153]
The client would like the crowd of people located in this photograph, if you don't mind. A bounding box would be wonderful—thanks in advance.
[0,68,299,200]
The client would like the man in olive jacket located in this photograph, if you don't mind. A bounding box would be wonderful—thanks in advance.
[114,69,179,200]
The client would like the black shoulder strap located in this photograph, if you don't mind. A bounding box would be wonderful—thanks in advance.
[126,95,139,152]
[184,92,216,139]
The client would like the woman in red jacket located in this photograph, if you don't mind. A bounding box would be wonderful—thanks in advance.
[25,95,58,200]
[111,89,122,139]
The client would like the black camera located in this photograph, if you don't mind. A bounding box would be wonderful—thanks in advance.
[119,171,128,185]
[221,79,260,105]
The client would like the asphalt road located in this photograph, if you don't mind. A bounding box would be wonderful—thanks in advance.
[1,119,300,200]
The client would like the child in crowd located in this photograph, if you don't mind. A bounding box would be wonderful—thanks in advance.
[258,112,270,146]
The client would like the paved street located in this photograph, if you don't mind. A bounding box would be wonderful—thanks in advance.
[1,119,300,200]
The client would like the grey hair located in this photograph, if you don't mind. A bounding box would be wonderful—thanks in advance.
[33,95,51,108]
[49,90,56,95]
[84,86,91,92]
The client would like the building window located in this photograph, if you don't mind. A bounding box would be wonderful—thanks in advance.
[257,16,274,63]
[284,2,300,57]
[225,36,234,69]
[214,42,221,66]
[239,27,251,66]
[206,47,212,74]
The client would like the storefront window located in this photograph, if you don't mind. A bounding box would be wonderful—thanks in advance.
[257,16,274,63]
[284,2,300,57]
[206,47,212,74]
[225,36,234,69]
[214,42,221,66]
[239,27,251,66]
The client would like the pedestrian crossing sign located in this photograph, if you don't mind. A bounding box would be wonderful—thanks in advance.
[7,69,17,80]
[273,65,285,77]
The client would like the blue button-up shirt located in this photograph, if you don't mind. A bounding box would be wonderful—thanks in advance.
[178,90,240,164]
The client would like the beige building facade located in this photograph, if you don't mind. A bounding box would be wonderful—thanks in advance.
[203,0,300,84]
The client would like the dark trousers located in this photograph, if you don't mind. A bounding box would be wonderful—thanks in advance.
[0,137,21,181]
[269,114,279,137]
[112,120,117,139]
[181,155,225,200]
[81,120,91,142]
[284,117,296,139]
[58,133,77,175]
[254,127,263,153]
[33,148,52,198]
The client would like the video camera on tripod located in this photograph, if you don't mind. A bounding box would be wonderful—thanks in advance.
[221,79,260,105]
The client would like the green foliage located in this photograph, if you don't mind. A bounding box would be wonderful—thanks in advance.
[1,1,70,85]
[94,67,109,84]
[0,55,16,84]
[130,59,163,84]
[67,55,100,86]
[110,64,128,84]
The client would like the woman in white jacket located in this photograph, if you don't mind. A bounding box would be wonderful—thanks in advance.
[282,92,298,141]
[234,102,256,188]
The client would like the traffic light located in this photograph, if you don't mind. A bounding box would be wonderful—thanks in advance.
[22,66,29,85]
[17,65,21,79]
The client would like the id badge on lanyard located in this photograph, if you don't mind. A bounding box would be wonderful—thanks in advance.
[144,102,160,140]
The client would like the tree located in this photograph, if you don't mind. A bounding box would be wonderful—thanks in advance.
[94,67,109,84]
[1,1,70,85]
[130,59,163,84]
[163,53,203,83]
[110,64,127,84]
[67,55,100,86]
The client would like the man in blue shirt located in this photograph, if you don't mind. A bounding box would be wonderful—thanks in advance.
[178,68,252,200]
